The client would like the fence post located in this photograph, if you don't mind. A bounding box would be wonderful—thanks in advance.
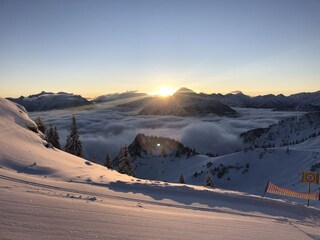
[261,180,270,200]
[307,183,311,207]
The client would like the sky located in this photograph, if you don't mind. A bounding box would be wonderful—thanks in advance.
[0,0,320,98]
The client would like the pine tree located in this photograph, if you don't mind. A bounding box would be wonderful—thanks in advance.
[46,125,54,146]
[205,175,214,188]
[52,127,61,149]
[64,115,83,157]
[104,152,112,169]
[47,125,61,149]
[91,153,97,163]
[46,125,53,139]
[113,146,123,167]
[34,117,46,134]
[114,146,135,176]
[179,174,185,184]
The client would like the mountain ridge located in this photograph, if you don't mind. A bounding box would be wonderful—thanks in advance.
[6,88,320,113]
[7,91,92,112]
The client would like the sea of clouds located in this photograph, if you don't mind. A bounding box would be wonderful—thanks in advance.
[30,105,301,162]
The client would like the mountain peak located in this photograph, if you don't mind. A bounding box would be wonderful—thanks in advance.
[174,87,196,95]
[28,91,54,98]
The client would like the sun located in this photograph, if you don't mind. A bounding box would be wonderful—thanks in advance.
[153,87,175,97]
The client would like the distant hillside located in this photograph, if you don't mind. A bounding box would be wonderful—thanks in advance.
[7,91,92,111]
[240,112,320,148]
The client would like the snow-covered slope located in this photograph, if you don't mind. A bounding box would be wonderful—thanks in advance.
[0,98,129,183]
[6,91,92,112]
[241,112,320,148]
[128,128,320,206]
[1,97,320,240]
[133,146,320,203]
[2,168,320,240]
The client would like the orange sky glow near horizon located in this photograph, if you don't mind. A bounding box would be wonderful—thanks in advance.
[2,84,319,99]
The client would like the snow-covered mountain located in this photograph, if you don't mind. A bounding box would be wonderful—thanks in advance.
[211,90,320,111]
[7,91,92,112]
[119,87,237,116]
[240,112,320,148]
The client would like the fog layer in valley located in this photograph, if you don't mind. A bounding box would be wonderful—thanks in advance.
[30,106,302,161]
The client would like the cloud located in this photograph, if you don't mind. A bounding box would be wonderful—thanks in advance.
[81,132,136,160]
[30,107,301,162]
[180,122,242,155]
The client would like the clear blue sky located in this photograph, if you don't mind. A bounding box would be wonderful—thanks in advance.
[0,0,319,97]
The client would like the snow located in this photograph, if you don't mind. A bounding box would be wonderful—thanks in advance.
[1,98,320,239]
[135,147,320,206]
[0,98,132,183]
[1,169,320,240]
[241,112,320,148]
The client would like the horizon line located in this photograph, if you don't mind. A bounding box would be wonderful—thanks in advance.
[2,88,320,100]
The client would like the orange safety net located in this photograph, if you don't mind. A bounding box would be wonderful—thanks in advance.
[265,181,320,200]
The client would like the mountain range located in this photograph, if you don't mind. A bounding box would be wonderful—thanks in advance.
[93,88,320,112]
[119,87,237,116]
[6,88,320,114]
[210,90,320,111]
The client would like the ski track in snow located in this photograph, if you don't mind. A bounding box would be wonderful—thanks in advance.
[1,171,319,240]
[0,173,296,221]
